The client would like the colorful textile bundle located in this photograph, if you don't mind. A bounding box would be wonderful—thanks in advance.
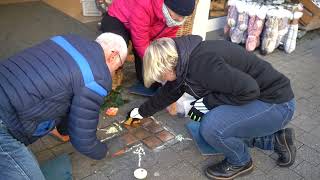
[224,0,304,54]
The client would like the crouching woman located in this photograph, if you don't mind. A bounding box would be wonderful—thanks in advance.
[129,35,296,179]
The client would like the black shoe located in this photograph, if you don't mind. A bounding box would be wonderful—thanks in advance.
[205,159,254,180]
[274,128,296,167]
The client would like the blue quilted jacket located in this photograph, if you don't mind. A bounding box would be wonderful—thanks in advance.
[0,34,112,160]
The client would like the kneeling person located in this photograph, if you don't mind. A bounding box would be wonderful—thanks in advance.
[0,33,127,179]
[129,35,296,179]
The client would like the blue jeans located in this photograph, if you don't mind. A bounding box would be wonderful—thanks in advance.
[0,120,45,180]
[199,99,295,166]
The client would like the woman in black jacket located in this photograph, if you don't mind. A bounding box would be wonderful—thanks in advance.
[129,35,296,180]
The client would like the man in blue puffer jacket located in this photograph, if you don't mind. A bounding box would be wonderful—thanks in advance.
[0,33,127,179]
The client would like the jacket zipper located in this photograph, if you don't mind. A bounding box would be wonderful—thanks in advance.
[184,82,201,99]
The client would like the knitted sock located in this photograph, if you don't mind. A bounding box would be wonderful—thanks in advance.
[225,0,237,36]
[261,10,279,55]
[284,12,303,53]
[246,6,267,51]
[231,2,248,44]
[246,8,256,51]
[241,30,248,44]
[275,9,291,48]
[227,0,238,28]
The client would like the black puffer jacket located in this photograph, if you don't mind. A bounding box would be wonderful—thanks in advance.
[139,35,294,117]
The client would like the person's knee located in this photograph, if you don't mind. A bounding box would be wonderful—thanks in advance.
[199,118,223,144]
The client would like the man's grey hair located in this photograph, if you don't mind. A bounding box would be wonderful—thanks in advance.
[95,33,127,62]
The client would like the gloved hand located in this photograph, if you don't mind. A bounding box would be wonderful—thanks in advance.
[128,108,143,119]
[187,98,209,122]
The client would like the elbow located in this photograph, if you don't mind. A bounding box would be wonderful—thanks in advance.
[242,88,260,102]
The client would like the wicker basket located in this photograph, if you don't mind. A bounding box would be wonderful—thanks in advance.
[176,0,199,36]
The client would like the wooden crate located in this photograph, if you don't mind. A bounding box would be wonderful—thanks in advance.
[299,0,320,31]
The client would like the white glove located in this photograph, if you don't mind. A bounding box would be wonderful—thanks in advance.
[130,108,143,119]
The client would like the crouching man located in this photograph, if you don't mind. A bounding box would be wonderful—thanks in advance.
[0,33,127,179]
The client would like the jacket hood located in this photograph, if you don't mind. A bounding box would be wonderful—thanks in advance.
[173,35,202,82]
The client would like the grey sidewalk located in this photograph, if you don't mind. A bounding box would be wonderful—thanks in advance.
[1,2,320,180]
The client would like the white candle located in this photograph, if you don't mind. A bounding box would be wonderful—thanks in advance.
[134,168,147,179]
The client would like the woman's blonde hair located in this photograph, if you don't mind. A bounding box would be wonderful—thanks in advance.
[143,38,178,87]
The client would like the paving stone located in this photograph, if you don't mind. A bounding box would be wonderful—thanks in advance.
[235,168,268,180]
[291,114,320,132]
[149,148,184,169]
[297,133,320,153]
[142,136,163,149]
[40,135,63,149]
[266,167,302,180]
[71,152,101,179]
[286,123,306,138]
[108,169,136,180]
[293,161,320,180]
[178,143,208,166]
[257,149,274,156]
[81,171,110,180]
[51,142,75,156]
[28,139,47,153]
[97,123,124,141]
[310,126,320,138]
[95,149,143,177]
[106,139,128,158]
[141,117,153,127]
[295,145,320,166]
[148,161,204,180]
[251,149,277,173]
[292,86,313,100]
[294,98,316,117]
[35,149,55,165]
[170,137,195,153]
[132,128,152,140]
[196,155,225,171]
[121,133,139,146]
[98,111,126,124]
[124,124,137,132]
[144,122,164,134]
[156,130,175,142]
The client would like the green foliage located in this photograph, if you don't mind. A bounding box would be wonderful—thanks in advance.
[100,86,129,111]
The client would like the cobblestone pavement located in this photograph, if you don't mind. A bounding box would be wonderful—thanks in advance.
[1,2,320,180]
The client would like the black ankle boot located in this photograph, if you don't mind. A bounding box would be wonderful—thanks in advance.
[274,128,296,167]
[205,159,253,180]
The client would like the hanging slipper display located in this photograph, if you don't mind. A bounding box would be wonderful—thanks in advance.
[230,1,249,44]
[284,11,303,53]
[224,0,239,36]
[261,9,280,55]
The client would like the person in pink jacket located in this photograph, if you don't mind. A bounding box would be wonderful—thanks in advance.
[100,0,195,85]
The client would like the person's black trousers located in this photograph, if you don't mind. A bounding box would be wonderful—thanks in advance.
[100,13,144,83]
